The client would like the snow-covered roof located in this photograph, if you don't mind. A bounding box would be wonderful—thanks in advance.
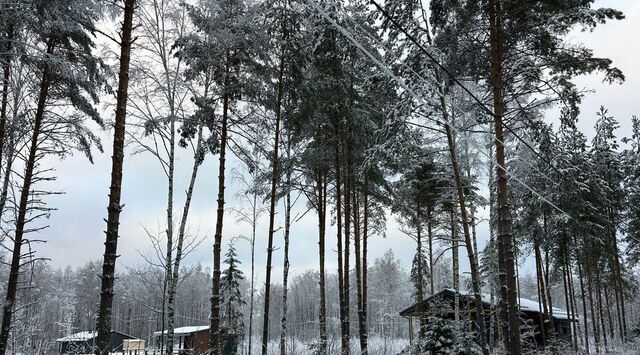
[56,331,96,342]
[153,325,209,336]
[401,288,578,320]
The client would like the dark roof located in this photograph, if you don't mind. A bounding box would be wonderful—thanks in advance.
[399,289,490,317]
[399,288,577,320]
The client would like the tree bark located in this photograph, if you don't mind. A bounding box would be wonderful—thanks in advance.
[335,138,346,354]
[353,186,367,355]
[342,153,351,355]
[279,135,292,355]
[210,72,230,355]
[577,261,590,353]
[441,103,488,355]
[162,99,176,355]
[0,42,53,355]
[361,173,369,352]
[166,126,203,354]
[488,0,520,353]
[94,2,135,353]
[317,171,328,355]
[261,37,286,355]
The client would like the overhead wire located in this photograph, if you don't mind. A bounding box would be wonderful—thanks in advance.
[368,0,568,182]
[305,0,572,219]
[346,14,560,188]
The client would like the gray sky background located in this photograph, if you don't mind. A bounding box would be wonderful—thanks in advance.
[34,0,639,285]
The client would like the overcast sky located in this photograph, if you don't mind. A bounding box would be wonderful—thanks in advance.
[34,0,639,285]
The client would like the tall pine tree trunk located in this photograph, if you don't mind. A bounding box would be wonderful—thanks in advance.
[95,2,135,352]
[488,0,520,352]
[261,42,286,355]
[443,121,488,355]
[162,110,176,355]
[533,229,548,345]
[586,257,600,353]
[353,186,367,355]
[427,207,434,296]
[342,155,351,355]
[210,73,230,355]
[577,261,590,353]
[451,208,460,322]
[317,171,328,355]
[361,174,369,351]
[279,136,292,355]
[335,141,346,354]
[0,42,53,355]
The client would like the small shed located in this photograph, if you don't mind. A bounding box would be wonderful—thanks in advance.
[153,326,210,355]
[399,288,577,347]
[56,330,136,354]
[153,326,240,355]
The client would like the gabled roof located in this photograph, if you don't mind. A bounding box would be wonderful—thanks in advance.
[153,325,209,336]
[56,331,96,342]
[55,330,136,342]
[400,288,577,320]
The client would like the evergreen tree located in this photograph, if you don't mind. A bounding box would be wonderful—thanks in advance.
[220,243,246,337]
[623,116,640,266]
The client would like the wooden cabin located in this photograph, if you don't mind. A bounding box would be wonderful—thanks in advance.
[152,325,240,355]
[56,330,136,354]
[399,288,577,347]
[153,326,210,355]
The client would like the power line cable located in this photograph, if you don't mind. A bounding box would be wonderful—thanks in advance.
[368,0,566,181]
[305,0,573,219]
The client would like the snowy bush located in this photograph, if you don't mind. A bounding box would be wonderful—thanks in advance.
[397,317,481,355]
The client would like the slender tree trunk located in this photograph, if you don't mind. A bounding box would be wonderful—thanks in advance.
[210,72,230,355]
[261,40,286,355]
[595,266,608,349]
[578,261,590,354]
[279,136,292,355]
[248,189,257,354]
[586,258,600,353]
[567,254,580,349]
[562,255,577,351]
[427,207,434,296]
[342,155,351,355]
[353,186,367,355]
[451,208,460,322]
[162,107,176,355]
[0,42,53,355]
[415,199,424,303]
[533,228,548,345]
[488,0,520,353]
[335,140,346,354]
[166,126,204,354]
[317,171,328,355]
[441,118,488,354]
[361,173,369,351]
[94,2,135,353]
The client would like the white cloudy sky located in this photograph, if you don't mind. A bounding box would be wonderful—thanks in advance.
[34,0,639,283]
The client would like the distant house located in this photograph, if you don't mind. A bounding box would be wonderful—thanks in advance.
[153,326,210,355]
[56,330,136,354]
[152,325,240,355]
[399,288,577,347]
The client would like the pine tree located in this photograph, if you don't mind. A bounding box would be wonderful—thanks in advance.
[623,116,640,266]
[0,0,107,352]
[95,0,136,353]
[178,0,263,352]
[220,243,246,339]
